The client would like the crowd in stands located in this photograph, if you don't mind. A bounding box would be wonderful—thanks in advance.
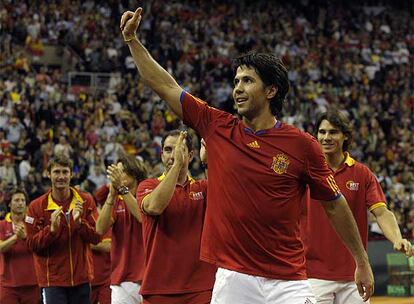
[0,0,413,237]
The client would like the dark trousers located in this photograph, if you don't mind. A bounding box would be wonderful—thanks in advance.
[42,283,90,304]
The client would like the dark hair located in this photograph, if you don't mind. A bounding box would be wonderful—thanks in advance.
[161,129,193,152]
[47,154,73,172]
[119,154,148,182]
[315,109,353,151]
[8,188,28,205]
[233,52,289,116]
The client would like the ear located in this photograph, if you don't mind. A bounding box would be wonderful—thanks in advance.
[266,85,278,99]
[188,150,195,163]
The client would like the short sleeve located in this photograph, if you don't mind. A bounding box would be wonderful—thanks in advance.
[304,136,341,201]
[181,91,231,139]
[136,179,159,216]
[365,168,387,211]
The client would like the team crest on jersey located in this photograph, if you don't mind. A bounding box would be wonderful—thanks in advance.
[346,180,360,191]
[271,154,290,174]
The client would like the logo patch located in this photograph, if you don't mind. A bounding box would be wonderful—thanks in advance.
[189,191,204,200]
[346,181,360,191]
[25,216,34,224]
[247,140,260,149]
[271,154,290,174]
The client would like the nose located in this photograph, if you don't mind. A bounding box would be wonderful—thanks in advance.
[234,82,243,94]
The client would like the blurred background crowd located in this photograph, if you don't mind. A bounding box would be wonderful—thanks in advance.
[0,0,413,237]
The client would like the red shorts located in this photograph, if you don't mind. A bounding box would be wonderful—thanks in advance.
[91,283,111,304]
[0,285,40,304]
[143,290,212,304]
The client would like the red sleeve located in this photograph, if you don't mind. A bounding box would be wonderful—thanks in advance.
[365,167,387,209]
[94,185,110,206]
[25,199,60,253]
[304,136,341,201]
[136,179,159,216]
[77,195,102,245]
[181,91,231,139]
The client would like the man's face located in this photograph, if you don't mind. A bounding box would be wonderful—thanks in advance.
[161,135,193,173]
[317,120,347,155]
[49,164,72,190]
[9,193,26,214]
[232,66,273,120]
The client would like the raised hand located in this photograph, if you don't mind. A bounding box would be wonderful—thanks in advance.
[107,163,124,190]
[173,131,187,169]
[120,7,142,41]
[14,222,27,240]
[50,206,63,233]
[72,200,83,224]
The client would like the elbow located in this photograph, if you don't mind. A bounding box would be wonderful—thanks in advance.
[143,201,165,216]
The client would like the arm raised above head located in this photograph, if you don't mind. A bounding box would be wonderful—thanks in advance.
[121,7,184,119]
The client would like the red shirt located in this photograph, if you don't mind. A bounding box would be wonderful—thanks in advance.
[0,213,37,287]
[91,230,111,286]
[137,175,216,295]
[181,91,340,280]
[95,185,145,285]
[304,153,386,280]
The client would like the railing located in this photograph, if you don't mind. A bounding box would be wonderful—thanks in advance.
[67,72,121,93]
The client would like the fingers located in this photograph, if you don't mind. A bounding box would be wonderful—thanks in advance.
[363,282,374,302]
[120,11,134,30]
[131,7,142,23]
[356,282,364,298]
[402,240,413,256]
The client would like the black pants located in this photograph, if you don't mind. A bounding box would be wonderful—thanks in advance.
[42,283,90,304]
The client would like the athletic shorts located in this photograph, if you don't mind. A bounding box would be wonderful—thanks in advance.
[111,281,142,304]
[308,278,368,304]
[211,267,316,304]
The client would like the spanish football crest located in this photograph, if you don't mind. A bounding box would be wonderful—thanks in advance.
[271,154,290,174]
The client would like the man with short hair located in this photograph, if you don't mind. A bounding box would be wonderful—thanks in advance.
[96,154,147,304]
[25,154,101,304]
[303,109,413,304]
[0,188,39,304]
[137,130,216,304]
[119,7,374,304]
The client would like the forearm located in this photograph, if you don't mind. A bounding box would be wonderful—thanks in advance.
[322,197,369,265]
[143,165,180,215]
[121,192,141,222]
[375,210,403,244]
[96,197,115,235]
[0,235,18,253]
[126,38,183,116]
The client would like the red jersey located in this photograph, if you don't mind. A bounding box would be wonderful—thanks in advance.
[181,91,340,280]
[25,188,101,287]
[95,185,145,285]
[92,231,111,286]
[304,153,386,280]
[137,175,216,295]
[0,213,37,287]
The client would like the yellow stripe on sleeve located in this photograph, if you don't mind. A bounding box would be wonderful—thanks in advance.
[368,202,387,212]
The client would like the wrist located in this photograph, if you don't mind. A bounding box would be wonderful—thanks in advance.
[123,34,137,43]
[117,185,130,195]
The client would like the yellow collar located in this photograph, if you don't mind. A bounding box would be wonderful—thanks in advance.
[46,187,84,211]
[5,212,11,222]
[157,172,195,184]
[343,152,355,167]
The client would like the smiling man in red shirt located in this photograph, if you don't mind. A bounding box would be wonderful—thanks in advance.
[120,8,375,303]
[303,109,413,304]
